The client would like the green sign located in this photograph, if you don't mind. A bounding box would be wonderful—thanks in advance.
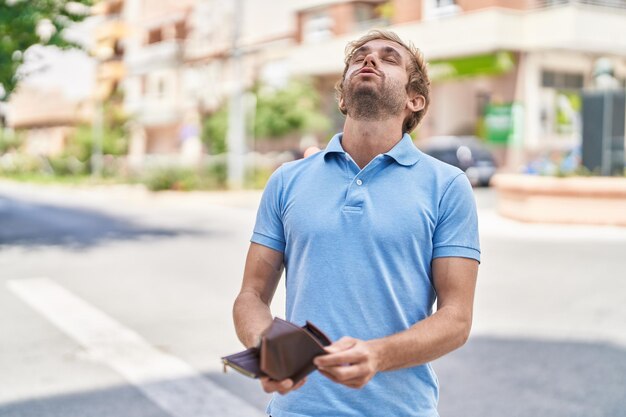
[429,52,515,81]
[485,103,514,144]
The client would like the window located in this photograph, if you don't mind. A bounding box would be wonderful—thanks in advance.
[541,70,584,89]
[147,28,162,45]
[302,10,334,43]
[423,0,460,19]
[175,21,186,40]
[157,78,166,97]
[353,3,387,31]
[539,71,584,137]
[113,40,124,58]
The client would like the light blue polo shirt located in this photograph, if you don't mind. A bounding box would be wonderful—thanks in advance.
[251,133,480,417]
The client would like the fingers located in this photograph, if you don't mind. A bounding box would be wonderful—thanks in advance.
[318,366,370,389]
[315,337,366,368]
[303,146,321,158]
[314,337,378,389]
[314,349,365,368]
[292,377,307,390]
[260,377,307,395]
[324,336,357,354]
[318,363,364,381]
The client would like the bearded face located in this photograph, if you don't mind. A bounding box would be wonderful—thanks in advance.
[341,65,407,122]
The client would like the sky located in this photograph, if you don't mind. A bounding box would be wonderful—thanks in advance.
[16,17,98,101]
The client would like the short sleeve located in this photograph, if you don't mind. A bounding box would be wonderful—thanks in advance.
[432,173,481,262]
[251,167,286,252]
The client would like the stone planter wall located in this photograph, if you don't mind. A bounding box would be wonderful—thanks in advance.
[491,174,626,226]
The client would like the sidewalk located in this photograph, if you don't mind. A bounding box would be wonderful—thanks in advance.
[4,179,626,242]
[0,179,264,211]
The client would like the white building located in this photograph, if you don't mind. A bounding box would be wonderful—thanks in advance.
[117,0,626,169]
[283,0,626,168]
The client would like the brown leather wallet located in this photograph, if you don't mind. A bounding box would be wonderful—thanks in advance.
[222,317,332,383]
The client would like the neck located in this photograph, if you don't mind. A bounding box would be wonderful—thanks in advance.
[342,116,405,169]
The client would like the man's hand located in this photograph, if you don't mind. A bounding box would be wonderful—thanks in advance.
[303,146,321,158]
[260,376,307,395]
[313,336,381,389]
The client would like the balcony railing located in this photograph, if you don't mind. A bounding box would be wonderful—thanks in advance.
[533,0,626,10]
[126,40,183,72]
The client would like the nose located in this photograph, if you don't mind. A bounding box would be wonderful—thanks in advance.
[363,53,377,67]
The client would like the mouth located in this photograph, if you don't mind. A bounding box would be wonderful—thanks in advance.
[356,67,379,77]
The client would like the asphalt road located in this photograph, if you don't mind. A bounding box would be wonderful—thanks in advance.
[1,181,625,417]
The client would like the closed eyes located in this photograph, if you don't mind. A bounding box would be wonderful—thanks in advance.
[351,56,397,64]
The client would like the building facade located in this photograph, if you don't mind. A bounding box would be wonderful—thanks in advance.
[110,0,626,170]
[286,0,626,168]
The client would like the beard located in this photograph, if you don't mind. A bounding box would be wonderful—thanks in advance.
[342,73,406,121]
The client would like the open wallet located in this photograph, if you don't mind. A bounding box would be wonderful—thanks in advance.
[221,317,332,383]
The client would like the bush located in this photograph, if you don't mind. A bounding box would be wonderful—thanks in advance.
[139,158,233,192]
[0,153,46,175]
[202,108,228,155]
[140,167,198,191]
[245,166,273,189]
[0,129,24,153]
[198,160,228,189]
[48,155,88,176]
[66,124,128,163]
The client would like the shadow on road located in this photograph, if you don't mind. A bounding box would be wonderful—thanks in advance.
[0,383,171,417]
[0,195,206,250]
[0,372,267,417]
[434,336,626,417]
[1,340,625,417]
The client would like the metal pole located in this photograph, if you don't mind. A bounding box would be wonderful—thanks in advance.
[226,0,245,189]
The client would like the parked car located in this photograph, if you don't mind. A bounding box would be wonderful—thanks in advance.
[418,136,498,186]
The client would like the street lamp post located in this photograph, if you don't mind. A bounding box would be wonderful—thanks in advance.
[226,0,245,189]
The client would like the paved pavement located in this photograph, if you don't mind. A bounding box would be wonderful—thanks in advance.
[1,180,626,417]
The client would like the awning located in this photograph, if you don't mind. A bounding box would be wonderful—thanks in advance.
[428,51,515,81]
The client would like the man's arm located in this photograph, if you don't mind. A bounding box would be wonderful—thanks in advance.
[233,242,283,348]
[233,242,307,394]
[314,256,478,389]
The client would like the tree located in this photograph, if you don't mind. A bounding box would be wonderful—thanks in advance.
[202,79,331,153]
[254,79,330,139]
[0,0,93,99]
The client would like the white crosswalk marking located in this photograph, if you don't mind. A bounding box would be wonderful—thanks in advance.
[7,277,263,417]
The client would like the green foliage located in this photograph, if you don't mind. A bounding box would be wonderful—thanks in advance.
[555,91,582,134]
[202,106,228,154]
[67,122,129,163]
[201,79,331,153]
[245,166,273,189]
[0,128,24,153]
[254,79,330,139]
[203,160,227,188]
[47,155,87,176]
[60,100,129,173]
[140,160,228,192]
[141,166,198,191]
[0,0,93,98]
[0,152,45,175]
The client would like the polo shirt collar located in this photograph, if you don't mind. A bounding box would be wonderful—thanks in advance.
[384,133,421,166]
[323,132,420,167]
[323,133,346,158]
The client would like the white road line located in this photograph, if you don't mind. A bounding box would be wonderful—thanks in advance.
[7,277,263,417]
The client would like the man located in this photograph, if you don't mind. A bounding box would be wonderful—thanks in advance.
[233,30,480,417]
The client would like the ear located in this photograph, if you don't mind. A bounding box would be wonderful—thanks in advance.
[338,95,347,113]
[406,94,425,113]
